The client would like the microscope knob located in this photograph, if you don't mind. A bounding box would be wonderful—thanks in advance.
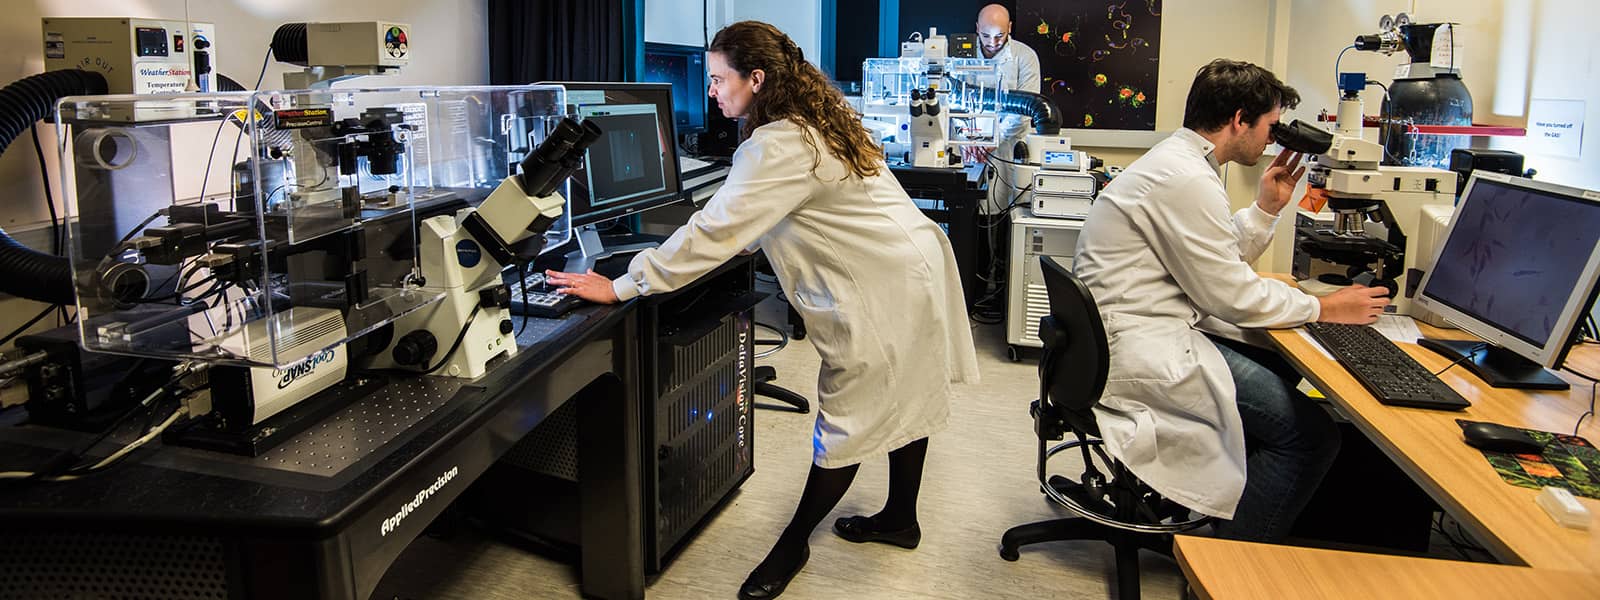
[392,330,439,367]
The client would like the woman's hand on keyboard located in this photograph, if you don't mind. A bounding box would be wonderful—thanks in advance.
[1317,284,1390,325]
[544,269,619,304]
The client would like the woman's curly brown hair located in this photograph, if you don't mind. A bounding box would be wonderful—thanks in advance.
[710,21,881,180]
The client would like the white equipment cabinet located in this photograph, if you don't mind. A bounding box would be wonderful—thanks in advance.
[1005,208,1084,361]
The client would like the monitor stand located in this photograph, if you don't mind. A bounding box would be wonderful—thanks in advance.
[563,224,660,274]
[1417,338,1570,390]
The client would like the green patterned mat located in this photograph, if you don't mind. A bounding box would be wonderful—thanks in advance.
[1458,419,1600,499]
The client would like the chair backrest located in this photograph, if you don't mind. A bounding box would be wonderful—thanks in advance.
[1036,256,1109,436]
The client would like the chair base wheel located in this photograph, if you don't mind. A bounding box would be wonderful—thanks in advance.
[998,544,1020,561]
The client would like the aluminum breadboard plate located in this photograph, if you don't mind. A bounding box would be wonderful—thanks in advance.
[252,377,464,476]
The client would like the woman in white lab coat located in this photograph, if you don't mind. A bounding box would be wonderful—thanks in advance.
[545,20,979,600]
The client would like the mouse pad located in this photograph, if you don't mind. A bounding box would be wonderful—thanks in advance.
[1456,419,1600,499]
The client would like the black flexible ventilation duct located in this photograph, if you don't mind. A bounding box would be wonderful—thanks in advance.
[997,90,1063,135]
[0,69,108,306]
[271,23,311,67]
[216,74,248,92]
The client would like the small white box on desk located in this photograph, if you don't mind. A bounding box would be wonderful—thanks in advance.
[1536,486,1591,530]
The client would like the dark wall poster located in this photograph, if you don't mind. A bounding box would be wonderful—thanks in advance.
[1016,0,1162,130]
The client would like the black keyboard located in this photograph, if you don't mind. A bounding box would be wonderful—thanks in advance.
[1303,322,1471,410]
[507,272,584,318]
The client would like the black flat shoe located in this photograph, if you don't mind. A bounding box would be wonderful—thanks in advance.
[737,545,809,600]
[832,515,921,549]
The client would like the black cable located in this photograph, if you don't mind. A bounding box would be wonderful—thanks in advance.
[979,185,1034,229]
[252,47,274,90]
[985,153,1030,167]
[140,275,218,303]
[27,123,69,326]
[515,263,530,336]
[1432,342,1488,377]
[116,210,167,247]
[196,120,229,207]
[10,365,191,483]
[423,305,482,374]
[0,305,55,347]
[420,305,483,375]
[1431,512,1486,560]
[58,401,185,478]
[1565,365,1599,437]
[29,125,59,257]
[196,47,273,212]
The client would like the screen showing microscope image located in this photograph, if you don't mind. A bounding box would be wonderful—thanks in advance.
[578,103,669,208]
[1421,178,1600,346]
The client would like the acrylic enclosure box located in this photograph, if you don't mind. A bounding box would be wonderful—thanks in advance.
[57,85,569,367]
[860,57,1008,147]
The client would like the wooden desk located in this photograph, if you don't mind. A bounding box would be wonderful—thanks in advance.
[1268,321,1600,572]
[1174,535,1600,599]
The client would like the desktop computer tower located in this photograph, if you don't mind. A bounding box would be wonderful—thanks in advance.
[1005,211,1084,361]
[466,259,759,573]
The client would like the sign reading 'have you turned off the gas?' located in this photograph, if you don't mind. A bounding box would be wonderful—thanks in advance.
[1527,99,1585,159]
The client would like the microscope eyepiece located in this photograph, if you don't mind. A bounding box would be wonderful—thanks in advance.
[520,117,603,197]
[1271,120,1334,155]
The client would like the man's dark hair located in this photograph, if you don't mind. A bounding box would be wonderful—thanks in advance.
[1182,59,1300,132]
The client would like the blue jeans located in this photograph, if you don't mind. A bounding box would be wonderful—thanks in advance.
[1207,335,1341,543]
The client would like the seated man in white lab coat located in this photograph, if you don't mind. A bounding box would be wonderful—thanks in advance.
[1073,59,1391,542]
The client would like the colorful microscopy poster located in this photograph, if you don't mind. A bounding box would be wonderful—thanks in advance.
[1017,0,1162,130]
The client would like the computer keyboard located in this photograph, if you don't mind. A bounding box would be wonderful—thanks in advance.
[507,272,584,318]
[1302,322,1471,410]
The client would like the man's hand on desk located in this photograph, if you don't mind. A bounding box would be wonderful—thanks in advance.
[1317,285,1390,325]
[544,269,620,304]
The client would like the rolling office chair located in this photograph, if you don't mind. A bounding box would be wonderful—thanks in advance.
[998,256,1210,600]
[753,320,810,413]
[752,251,809,413]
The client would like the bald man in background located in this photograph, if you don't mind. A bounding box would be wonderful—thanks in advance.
[973,3,1040,213]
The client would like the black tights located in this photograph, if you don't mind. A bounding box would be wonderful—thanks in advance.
[748,437,930,579]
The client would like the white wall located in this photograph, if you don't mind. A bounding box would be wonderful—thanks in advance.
[726,0,822,69]
[1486,0,1600,191]
[647,0,824,74]
[1149,0,1276,131]
[646,0,713,47]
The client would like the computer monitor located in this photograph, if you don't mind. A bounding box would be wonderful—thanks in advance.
[642,42,708,136]
[543,81,686,272]
[1412,172,1600,389]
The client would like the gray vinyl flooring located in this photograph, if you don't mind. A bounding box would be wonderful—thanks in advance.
[371,291,1185,600]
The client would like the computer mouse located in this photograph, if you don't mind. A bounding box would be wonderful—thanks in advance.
[1461,422,1544,454]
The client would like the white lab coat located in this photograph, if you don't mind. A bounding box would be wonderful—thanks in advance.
[984,39,1042,214]
[1072,128,1321,518]
[613,119,980,467]
[992,38,1042,155]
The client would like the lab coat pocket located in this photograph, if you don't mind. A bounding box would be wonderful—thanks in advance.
[1102,314,1190,384]
[788,289,859,395]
